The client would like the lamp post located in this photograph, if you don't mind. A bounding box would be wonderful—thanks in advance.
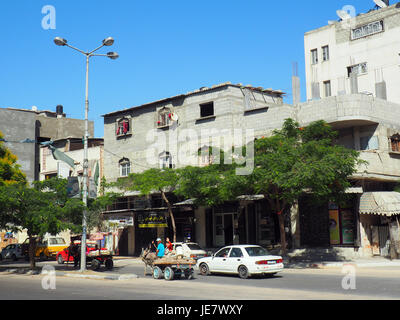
[54,37,119,272]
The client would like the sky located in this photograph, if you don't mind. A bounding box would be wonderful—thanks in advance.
[0,0,380,138]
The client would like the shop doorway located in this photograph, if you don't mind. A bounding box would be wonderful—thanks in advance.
[215,213,234,247]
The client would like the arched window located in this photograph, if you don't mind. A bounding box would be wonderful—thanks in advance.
[116,118,131,136]
[119,158,131,177]
[159,151,173,169]
[157,107,172,128]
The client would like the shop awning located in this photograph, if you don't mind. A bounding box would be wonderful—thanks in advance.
[359,192,400,216]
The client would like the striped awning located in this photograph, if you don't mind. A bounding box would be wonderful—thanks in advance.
[359,192,400,216]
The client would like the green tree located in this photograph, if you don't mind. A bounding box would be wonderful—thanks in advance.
[0,178,83,269]
[0,130,26,186]
[115,168,180,242]
[248,119,364,254]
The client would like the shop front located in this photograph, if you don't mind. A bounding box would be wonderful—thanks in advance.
[359,192,400,258]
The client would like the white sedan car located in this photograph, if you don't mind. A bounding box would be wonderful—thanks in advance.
[172,242,207,260]
[197,245,284,279]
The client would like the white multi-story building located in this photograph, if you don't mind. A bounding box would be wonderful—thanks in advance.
[304,3,400,103]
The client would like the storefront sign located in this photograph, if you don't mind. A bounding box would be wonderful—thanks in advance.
[138,212,168,228]
[108,216,134,227]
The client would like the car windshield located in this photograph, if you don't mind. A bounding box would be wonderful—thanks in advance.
[49,238,66,245]
[245,246,270,257]
[186,244,202,250]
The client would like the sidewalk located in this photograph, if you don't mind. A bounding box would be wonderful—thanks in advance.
[284,256,400,269]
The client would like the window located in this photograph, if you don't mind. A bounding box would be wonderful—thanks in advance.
[215,248,231,258]
[159,151,173,169]
[351,20,384,40]
[116,118,131,136]
[200,102,214,118]
[390,134,400,152]
[347,63,368,77]
[157,108,172,127]
[229,248,244,258]
[245,246,270,257]
[119,158,131,177]
[198,146,214,166]
[323,81,332,97]
[311,49,318,65]
[322,46,329,61]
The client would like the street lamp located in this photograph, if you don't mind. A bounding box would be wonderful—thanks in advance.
[54,37,119,272]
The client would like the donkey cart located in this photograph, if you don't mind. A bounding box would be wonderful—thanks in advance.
[152,258,196,281]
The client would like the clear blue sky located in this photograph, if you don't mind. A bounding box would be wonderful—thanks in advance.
[0,0,378,138]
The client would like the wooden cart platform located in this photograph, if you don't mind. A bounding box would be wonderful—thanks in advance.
[152,257,196,281]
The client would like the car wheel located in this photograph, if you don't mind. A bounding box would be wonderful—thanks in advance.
[184,269,194,280]
[164,267,174,281]
[153,267,163,279]
[199,263,210,276]
[57,255,64,264]
[238,265,249,279]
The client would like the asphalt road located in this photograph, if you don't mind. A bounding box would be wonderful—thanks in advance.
[0,259,400,300]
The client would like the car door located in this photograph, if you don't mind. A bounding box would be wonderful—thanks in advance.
[208,247,231,272]
[223,247,245,273]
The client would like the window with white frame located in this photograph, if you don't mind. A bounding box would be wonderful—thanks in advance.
[347,63,368,77]
[322,45,329,61]
[119,158,131,177]
[311,49,318,65]
[323,80,332,97]
[159,151,173,169]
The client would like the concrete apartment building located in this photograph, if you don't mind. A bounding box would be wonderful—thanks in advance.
[0,105,94,184]
[300,2,400,259]
[304,2,400,103]
[101,3,400,259]
[102,83,292,255]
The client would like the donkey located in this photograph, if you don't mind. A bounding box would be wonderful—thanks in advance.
[140,247,157,276]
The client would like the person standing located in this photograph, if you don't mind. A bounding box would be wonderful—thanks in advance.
[155,238,165,258]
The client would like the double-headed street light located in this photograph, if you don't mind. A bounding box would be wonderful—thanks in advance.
[54,37,119,272]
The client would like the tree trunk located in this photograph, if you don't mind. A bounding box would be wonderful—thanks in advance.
[278,213,287,256]
[161,190,177,243]
[28,235,36,270]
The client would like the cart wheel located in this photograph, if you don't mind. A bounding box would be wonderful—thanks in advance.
[184,269,194,280]
[164,267,174,281]
[153,266,163,279]
[105,259,113,270]
[91,259,101,271]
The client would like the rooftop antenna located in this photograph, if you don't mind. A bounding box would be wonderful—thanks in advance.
[374,0,389,8]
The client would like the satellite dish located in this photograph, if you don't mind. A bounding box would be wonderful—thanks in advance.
[374,0,388,8]
[170,113,179,122]
[336,9,352,20]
